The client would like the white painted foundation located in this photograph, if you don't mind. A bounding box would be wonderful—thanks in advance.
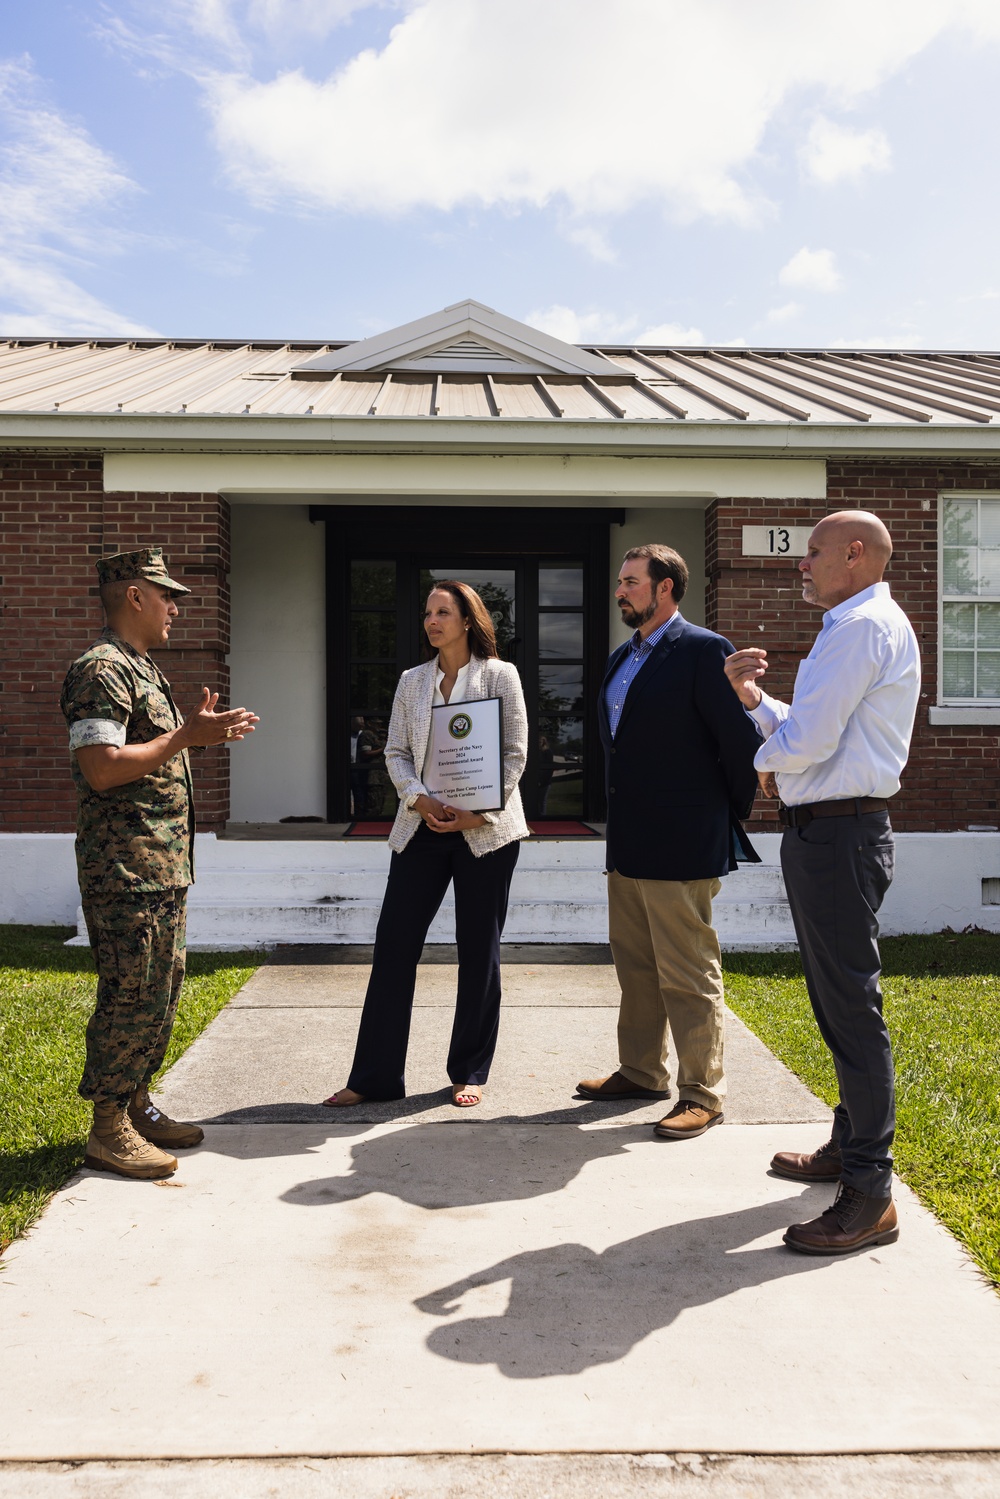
[4,831,998,949]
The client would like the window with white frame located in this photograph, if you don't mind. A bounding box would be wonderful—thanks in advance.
[941,495,1000,701]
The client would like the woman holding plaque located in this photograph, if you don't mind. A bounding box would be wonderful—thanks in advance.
[323,581,529,1109]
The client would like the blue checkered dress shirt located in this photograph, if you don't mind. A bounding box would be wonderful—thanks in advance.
[604,613,682,739]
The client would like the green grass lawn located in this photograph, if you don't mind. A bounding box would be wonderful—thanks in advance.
[726,932,1000,1290]
[0,925,260,1256]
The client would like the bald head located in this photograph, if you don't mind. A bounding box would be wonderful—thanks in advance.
[819,510,892,568]
[799,510,893,610]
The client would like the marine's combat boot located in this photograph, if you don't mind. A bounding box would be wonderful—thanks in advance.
[129,1084,205,1149]
[85,1102,178,1179]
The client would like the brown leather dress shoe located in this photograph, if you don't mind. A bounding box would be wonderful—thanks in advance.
[653,1100,723,1139]
[770,1138,842,1183]
[576,1071,670,1101]
[783,1184,898,1256]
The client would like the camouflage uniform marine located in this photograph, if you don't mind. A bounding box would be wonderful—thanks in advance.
[61,548,201,1177]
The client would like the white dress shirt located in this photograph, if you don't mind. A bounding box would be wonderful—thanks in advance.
[750,582,920,806]
[420,660,472,788]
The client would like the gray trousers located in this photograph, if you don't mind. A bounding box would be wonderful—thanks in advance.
[780,810,895,1197]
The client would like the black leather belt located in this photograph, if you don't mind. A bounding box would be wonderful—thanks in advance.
[779,797,890,828]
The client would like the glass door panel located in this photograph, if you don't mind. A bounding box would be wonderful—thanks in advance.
[347,559,398,818]
[535,563,585,818]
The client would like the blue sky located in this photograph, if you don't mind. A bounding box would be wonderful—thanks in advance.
[3,0,1000,348]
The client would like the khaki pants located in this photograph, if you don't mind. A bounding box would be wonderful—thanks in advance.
[608,869,725,1110]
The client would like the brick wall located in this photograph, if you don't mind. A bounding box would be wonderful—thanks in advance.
[1,456,231,833]
[706,460,1000,833]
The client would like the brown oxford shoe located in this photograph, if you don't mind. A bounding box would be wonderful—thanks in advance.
[783,1184,898,1256]
[653,1100,724,1139]
[576,1070,671,1101]
[770,1138,842,1183]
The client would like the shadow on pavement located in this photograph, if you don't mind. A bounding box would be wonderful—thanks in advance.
[414,1193,833,1378]
[276,1106,741,1210]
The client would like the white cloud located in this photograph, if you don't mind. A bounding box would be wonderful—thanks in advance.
[779,247,842,294]
[102,0,410,71]
[635,320,705,346]
[0,58,155,334]
[526,305,633,343]
[563,224,617,264]
[526,304,703,345]
[128,0,1000,224]
[801,115,891,183]
[830,333,924,348]
[0,256,155,337]
[764,301,803,324]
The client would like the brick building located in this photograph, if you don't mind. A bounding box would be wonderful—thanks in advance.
[2,301,997,943]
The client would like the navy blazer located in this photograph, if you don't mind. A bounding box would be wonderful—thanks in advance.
[599,616,762,881]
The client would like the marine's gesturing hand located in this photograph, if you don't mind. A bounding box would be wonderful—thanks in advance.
[182,688,260,747]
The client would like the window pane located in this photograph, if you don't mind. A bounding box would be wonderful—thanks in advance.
[539,612,584,658]
[350,611,396,659]
[350,664,398,715]
[539,666,584,712]
[980,500,1000,548]
[538,715,584,817]
[943,602,975,649]
[943,499,977,546]
[976,603,1000,650]
[351,559,395,607]
[539,566,584,607]
[942,651,975,697]
[976,653,1000,698]
[943,548,977,595]
[979,550,1000,594]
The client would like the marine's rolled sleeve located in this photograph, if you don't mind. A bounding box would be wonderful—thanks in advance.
[69,718,127,750]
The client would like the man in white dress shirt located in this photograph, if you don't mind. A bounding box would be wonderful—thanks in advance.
[724,512,920,1255]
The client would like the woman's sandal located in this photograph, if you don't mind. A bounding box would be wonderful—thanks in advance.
[321,1088,365,1108]
[452,1083,482,1108]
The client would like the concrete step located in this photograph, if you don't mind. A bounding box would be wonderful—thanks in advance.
[183,862,789,905]
[190,868,611,903]
[68,843,795,951]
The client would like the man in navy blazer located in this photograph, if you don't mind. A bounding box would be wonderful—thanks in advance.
[578,544,762,1139]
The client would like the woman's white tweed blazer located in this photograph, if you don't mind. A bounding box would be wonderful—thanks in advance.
[383,655,530,857]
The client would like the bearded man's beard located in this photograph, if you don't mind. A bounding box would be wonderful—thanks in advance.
[619,594,658,629]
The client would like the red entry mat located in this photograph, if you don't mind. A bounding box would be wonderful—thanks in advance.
[528,820,597,835]
[344,820,598,837]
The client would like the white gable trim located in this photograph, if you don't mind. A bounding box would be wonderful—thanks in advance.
[293,299,621,377]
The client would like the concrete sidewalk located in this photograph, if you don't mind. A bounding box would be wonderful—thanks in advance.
[2,946,1000,1493]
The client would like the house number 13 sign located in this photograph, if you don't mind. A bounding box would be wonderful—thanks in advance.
[741,525,812,558]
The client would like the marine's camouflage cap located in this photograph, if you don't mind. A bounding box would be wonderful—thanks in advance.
[96,548,191,596]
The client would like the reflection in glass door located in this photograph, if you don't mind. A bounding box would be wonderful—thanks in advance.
[419,568,517,661]
[537,565,585,816]
[348,559,399,818]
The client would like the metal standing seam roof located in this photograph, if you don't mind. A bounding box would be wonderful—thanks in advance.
[4,338,1000,424]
